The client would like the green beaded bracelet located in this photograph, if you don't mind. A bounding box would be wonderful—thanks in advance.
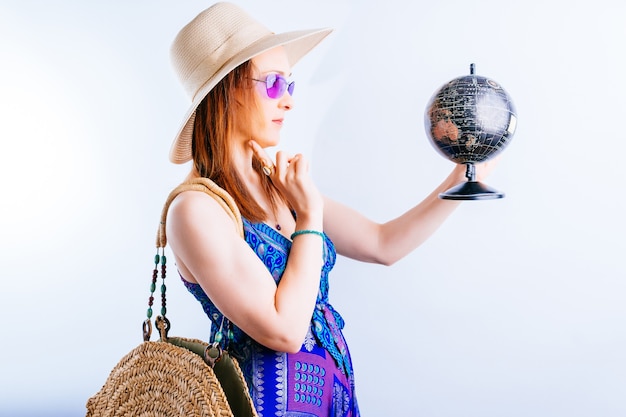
[290,229,325,240]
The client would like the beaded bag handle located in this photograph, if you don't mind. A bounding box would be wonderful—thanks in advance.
[139,178,257,417]
[142,177,244,345]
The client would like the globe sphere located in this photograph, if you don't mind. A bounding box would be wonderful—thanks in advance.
[424,69,517,165]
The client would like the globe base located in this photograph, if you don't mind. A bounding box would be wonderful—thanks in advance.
[439,181,504,200]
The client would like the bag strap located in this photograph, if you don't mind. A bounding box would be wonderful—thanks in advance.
[157,176,244,247]
[143,177,244,342]
[140,178,258,417]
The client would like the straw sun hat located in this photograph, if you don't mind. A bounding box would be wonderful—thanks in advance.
[169,2,333,164]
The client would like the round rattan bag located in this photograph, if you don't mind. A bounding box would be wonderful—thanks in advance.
[86,339,234,417]
[86,178,254,417]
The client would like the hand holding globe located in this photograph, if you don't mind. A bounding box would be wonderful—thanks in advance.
[424,64,517,200]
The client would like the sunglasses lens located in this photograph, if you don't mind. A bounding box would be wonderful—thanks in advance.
[287,81,295,96]
[265,74,284,99]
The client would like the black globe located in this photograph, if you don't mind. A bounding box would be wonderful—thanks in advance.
[424,64,517,200]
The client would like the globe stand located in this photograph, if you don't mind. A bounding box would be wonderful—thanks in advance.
[439,163,504,200]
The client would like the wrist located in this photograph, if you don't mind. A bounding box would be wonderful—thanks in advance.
[291,229,325,240]
[294,213,323,232]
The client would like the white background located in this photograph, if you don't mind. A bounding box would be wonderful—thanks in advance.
[1,1,625,416]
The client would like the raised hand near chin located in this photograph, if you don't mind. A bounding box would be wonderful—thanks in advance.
[248,140,323,217]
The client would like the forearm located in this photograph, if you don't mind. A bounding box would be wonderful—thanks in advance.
[377,173,462,264]
[327,165,466,265]
[272,216,324,351]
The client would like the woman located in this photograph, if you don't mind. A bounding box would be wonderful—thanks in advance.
[165,3,495,416]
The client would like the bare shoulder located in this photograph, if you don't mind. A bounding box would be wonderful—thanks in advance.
[165,189,244,283]
[167,190,235,232]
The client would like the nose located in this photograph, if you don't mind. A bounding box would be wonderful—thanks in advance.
[279,92,293,111]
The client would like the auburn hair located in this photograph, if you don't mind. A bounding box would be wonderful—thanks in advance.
[191,60,285,223]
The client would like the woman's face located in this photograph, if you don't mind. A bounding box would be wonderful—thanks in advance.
[245,46,294,148]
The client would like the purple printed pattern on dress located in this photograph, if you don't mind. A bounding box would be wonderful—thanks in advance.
[181,218,360,416]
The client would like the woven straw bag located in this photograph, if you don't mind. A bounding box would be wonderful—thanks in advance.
[86,177,257,417]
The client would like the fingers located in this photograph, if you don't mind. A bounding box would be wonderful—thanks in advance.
[288,154,307,177]
[249,140,275,175]
[474,155,502,181]
[275,152,306,179]
[248,140,308,182]
[248,142,320,215]
[274,151,289,175]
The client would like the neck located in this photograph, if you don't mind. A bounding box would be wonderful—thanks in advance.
[186,138,285,229]
[230,139,278,217]
[232,138,258,181]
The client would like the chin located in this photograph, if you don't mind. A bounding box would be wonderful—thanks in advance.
[256,136,281,148]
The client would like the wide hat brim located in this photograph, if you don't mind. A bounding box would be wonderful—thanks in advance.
[169,27,332,164]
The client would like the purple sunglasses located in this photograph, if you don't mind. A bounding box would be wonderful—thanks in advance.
[251,73,295,99]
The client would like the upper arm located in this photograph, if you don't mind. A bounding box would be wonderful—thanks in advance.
[166,191,288,344]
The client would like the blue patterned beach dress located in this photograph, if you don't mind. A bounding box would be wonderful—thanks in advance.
[182,219,360,417]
